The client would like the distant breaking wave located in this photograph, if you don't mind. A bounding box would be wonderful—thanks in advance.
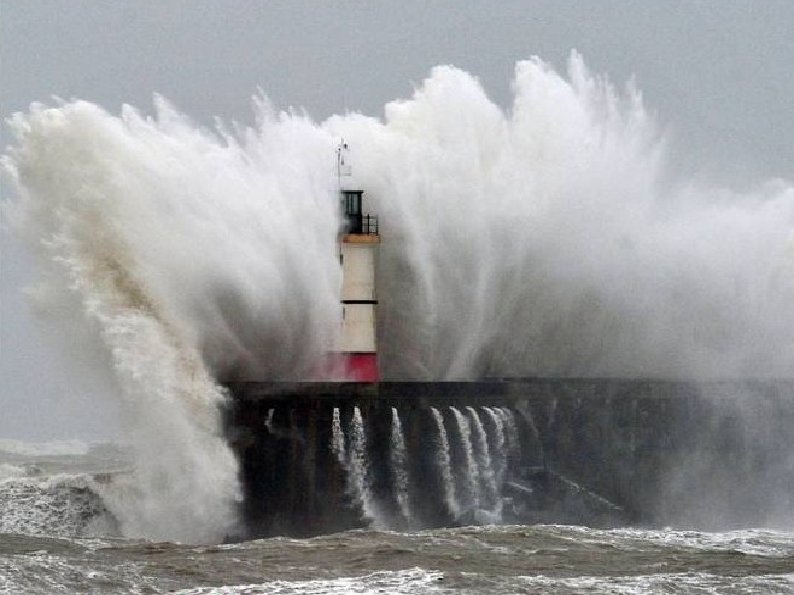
[4,52,794,542]
[0,473,118,538]
[0,439,91,457]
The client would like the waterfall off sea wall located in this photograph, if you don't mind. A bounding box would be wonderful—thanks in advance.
[228,380,794,537]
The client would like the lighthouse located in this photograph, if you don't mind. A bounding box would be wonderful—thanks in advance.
[335,142,380,382]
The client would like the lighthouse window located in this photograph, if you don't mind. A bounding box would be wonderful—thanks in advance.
[343,191,362,216]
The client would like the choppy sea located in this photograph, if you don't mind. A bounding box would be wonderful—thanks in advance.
[1,440,793,594]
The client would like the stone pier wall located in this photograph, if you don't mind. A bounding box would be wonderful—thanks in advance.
[225,379,794,537]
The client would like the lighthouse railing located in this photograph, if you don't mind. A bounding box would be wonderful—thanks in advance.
[361,214,379,235]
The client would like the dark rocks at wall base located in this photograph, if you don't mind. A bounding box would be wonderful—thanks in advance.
[224,379,794,538]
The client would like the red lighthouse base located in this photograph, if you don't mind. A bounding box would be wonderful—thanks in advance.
[340,353,379,382]
[314,353,379,383]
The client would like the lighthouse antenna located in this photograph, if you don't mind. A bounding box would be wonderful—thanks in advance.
[336,138,351,189]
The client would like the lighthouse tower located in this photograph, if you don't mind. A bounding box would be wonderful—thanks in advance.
[335,142,380,382]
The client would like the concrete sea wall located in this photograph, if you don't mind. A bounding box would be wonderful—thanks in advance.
[225,380,794,537]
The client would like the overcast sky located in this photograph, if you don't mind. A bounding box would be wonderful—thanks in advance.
[2,1,793,440]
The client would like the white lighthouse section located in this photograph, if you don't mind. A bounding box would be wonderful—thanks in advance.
[333,141,380,382]
[340,238,379,353]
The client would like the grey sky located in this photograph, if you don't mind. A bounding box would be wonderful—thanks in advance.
[1,1,793,439]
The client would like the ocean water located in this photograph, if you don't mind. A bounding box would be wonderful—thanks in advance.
[2,440,793,594]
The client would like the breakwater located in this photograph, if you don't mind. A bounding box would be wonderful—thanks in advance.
[225,380,794,538]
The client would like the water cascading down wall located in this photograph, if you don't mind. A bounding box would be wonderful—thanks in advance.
[225,379,794,538]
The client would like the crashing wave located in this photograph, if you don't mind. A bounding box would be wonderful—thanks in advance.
[0,473,120,538]
[4,52,793,542]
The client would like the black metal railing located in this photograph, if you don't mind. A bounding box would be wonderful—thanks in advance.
[361,214,378,235]
[345,213,379,235]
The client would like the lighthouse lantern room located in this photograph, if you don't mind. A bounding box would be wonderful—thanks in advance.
[335,142,380,382]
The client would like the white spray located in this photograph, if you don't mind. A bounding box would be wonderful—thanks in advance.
[5,52,794,540]
[3,98,341,542]
[336,54,794,380]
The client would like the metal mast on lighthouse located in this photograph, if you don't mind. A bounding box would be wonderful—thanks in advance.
[335,140,380,382]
